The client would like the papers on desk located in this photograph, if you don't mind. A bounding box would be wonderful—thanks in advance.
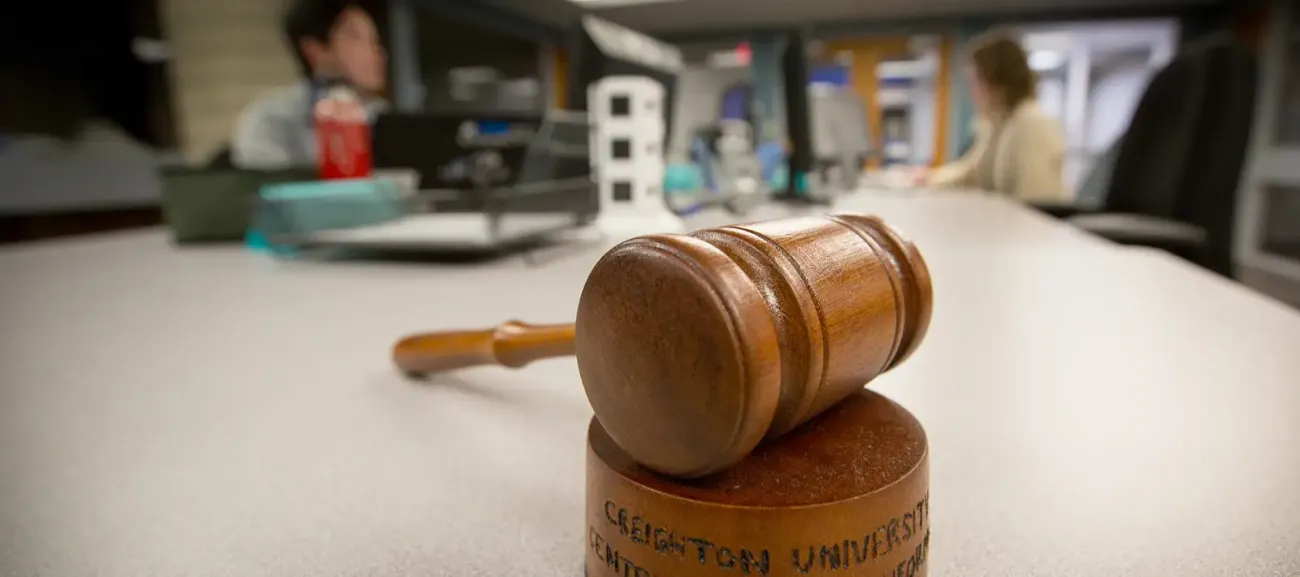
[859,167,927,191]
[306,213,577,250]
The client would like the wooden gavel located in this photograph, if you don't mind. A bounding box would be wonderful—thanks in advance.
[392,213,932,477]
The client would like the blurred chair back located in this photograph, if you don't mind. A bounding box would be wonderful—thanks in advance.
[1103,44,1211,217]
[1173,39,1258,276]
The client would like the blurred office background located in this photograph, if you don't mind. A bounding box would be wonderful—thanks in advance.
[0,0,1292,305]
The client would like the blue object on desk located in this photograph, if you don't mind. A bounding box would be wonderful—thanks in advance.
[690,137,717,192]
[476,121,510,136]
[664,163,703,194]
[245,178,408,254]
[755,141,785,184]
[770,166,789,191]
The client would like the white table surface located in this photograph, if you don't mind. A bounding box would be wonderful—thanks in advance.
[3,191,1300,576]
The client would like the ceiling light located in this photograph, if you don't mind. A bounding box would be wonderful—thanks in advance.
[1028,50,1066,71]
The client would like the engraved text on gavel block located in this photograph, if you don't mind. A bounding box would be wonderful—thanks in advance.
[585,391,930,577]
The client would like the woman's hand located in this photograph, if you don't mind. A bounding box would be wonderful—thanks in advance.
[909,166,932,186]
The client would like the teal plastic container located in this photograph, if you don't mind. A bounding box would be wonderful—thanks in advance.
[246,178,408,253]
[664,163,704,195]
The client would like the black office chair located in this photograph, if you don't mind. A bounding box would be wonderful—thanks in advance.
[1033,39,1212,219]
[1057,36,1258,277]
[1164,39,1257,277]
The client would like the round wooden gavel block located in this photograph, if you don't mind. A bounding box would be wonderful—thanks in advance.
[577,214,932,478]
[585,390,930,577]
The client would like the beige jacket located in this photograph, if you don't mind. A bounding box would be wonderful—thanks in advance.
[927,101,1069,203]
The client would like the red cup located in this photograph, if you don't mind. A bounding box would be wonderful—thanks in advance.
[315,95,372,180]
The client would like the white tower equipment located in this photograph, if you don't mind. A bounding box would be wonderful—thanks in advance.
[588,75,686,237]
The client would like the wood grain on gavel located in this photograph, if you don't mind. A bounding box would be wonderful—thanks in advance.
[392,321,575,375]
[392,213,932,478]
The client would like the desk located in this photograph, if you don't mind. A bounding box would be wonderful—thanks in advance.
[3,192,1299,576]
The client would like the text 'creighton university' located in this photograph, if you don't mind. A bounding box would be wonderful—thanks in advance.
[589,495,930,576]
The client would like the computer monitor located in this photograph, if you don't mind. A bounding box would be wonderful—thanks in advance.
[372,110,596,216]
[516,110,592,186]
[781,31,814,196]
[371,112,542,192]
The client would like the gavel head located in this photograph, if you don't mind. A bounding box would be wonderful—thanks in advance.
[576,213,933,479]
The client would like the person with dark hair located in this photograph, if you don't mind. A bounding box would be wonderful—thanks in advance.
[230,0,386,169]
[922,30,1067,202]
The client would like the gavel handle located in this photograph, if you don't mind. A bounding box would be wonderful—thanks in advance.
[392,321,576,375]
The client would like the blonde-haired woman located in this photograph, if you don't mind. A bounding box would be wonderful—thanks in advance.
[924,31,1069,203]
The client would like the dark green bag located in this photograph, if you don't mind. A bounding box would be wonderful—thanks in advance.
[159,168,317,244]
